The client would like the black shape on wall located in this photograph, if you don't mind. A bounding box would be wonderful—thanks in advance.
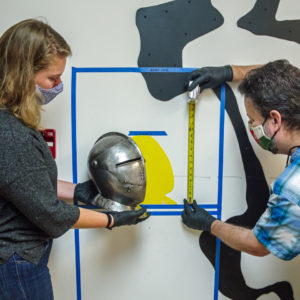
[135,1,297,297]
[136,0,224,101]
[237,0,300,44]
[199,84,294,300]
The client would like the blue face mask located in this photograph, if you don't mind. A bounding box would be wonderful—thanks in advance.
[36,82,63,105]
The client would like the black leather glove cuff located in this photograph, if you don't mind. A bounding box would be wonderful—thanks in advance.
[108,208,150,227]
[224,65,233,82]
[202,214,216,232]
[105,213,113,230]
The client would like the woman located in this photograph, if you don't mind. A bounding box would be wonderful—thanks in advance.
[0,19,149,299]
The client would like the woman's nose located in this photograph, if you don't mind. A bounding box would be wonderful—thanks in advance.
[54,77,62,86]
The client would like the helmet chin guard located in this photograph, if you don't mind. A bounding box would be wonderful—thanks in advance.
[88,132,146,211]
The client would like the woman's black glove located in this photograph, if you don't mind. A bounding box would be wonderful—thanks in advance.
[74,180,99,205]
[186,65,233,92]
[106,207,151,228]
[181,199,216,232]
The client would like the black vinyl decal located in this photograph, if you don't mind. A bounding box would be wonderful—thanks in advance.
[237,0,300,44]
[135,1,297,297]
[136,0,223,101]
[198,84,294,299]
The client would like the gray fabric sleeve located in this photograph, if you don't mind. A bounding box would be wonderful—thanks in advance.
[0,123,80,238]
[2,172,80,238]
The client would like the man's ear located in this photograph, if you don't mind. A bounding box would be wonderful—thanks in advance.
[269,110,282,129]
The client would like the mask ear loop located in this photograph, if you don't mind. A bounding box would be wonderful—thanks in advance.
[262,117,268,126]
[270,130,278,141]
[263,116,278,142]
[286,145,300,168]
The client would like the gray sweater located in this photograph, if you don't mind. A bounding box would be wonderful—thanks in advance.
[0,109,80,265]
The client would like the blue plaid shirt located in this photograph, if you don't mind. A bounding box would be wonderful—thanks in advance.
[253,147,300,260]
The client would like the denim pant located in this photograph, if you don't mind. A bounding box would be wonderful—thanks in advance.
[0,241,54,300]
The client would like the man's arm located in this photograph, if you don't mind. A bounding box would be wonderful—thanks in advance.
[211,220,269,256]
[181,200,269,257]
[231,65,262,82]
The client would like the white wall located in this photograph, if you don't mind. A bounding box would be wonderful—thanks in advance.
[1,1,300,299]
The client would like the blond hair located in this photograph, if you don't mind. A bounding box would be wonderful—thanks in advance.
[0,19,71,129]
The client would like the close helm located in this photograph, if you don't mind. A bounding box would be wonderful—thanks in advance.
[88,132,146,211]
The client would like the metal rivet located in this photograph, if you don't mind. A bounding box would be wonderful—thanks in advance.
[92,160,98,168]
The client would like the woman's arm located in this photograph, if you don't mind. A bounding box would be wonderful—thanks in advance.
[58,180,150,229]
[57,179,76,202]
[57,180,112,228]
[72,207,113,229]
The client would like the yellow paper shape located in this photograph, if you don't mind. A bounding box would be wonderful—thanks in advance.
[132,136,176,204]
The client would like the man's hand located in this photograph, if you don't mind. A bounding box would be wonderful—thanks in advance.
[181,199,216,232]
[74,180,99,205]
[107,207,151,228]
[186,65,233,92]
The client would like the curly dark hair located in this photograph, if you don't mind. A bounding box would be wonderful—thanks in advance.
[238,60,300,130]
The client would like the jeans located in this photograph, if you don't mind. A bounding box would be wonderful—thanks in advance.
[0,241,54,300]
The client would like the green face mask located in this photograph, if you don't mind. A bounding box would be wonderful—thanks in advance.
[248,118,277,151]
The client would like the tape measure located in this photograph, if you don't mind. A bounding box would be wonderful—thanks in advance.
[187,83,199,204]
[187,100,196,204]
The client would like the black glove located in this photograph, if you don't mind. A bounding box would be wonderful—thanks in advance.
[186,65,233,92]
[181,199,216,232]
[74,180,99,205]
[106,207,151,228]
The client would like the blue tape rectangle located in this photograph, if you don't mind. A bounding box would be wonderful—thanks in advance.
[214,83,226,300]
[128,131,167,136]
[73,67,197,73]
[71,67,225,300]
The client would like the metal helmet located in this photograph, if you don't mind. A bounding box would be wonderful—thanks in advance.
[88,132,146,211]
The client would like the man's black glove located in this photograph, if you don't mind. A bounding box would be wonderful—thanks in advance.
[181,199,216,232]
[74,180,99,205]
[186,65,233,92]
[106,207,151,228]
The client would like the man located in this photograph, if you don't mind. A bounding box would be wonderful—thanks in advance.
[182,60,300,260]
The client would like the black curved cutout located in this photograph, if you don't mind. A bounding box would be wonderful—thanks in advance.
[136,0,224,100]
[237,0,300,44]
[135,1,297,296]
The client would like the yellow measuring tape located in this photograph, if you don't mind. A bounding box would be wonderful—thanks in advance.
[187,100,196,204]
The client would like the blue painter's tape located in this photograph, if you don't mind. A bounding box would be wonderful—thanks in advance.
[71,67,81,300]
[78,204,218,209]
[78,204,219,217]
[214,84,226,300]
[150,211,218,216]
[141,204,218,209]
[71,67,225,300]
[73,67,197,73]
[71,68,78,185]
[216,84,226,217]
[75,206,219,216]
[128,131,167,136]
[74,229,81,300]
